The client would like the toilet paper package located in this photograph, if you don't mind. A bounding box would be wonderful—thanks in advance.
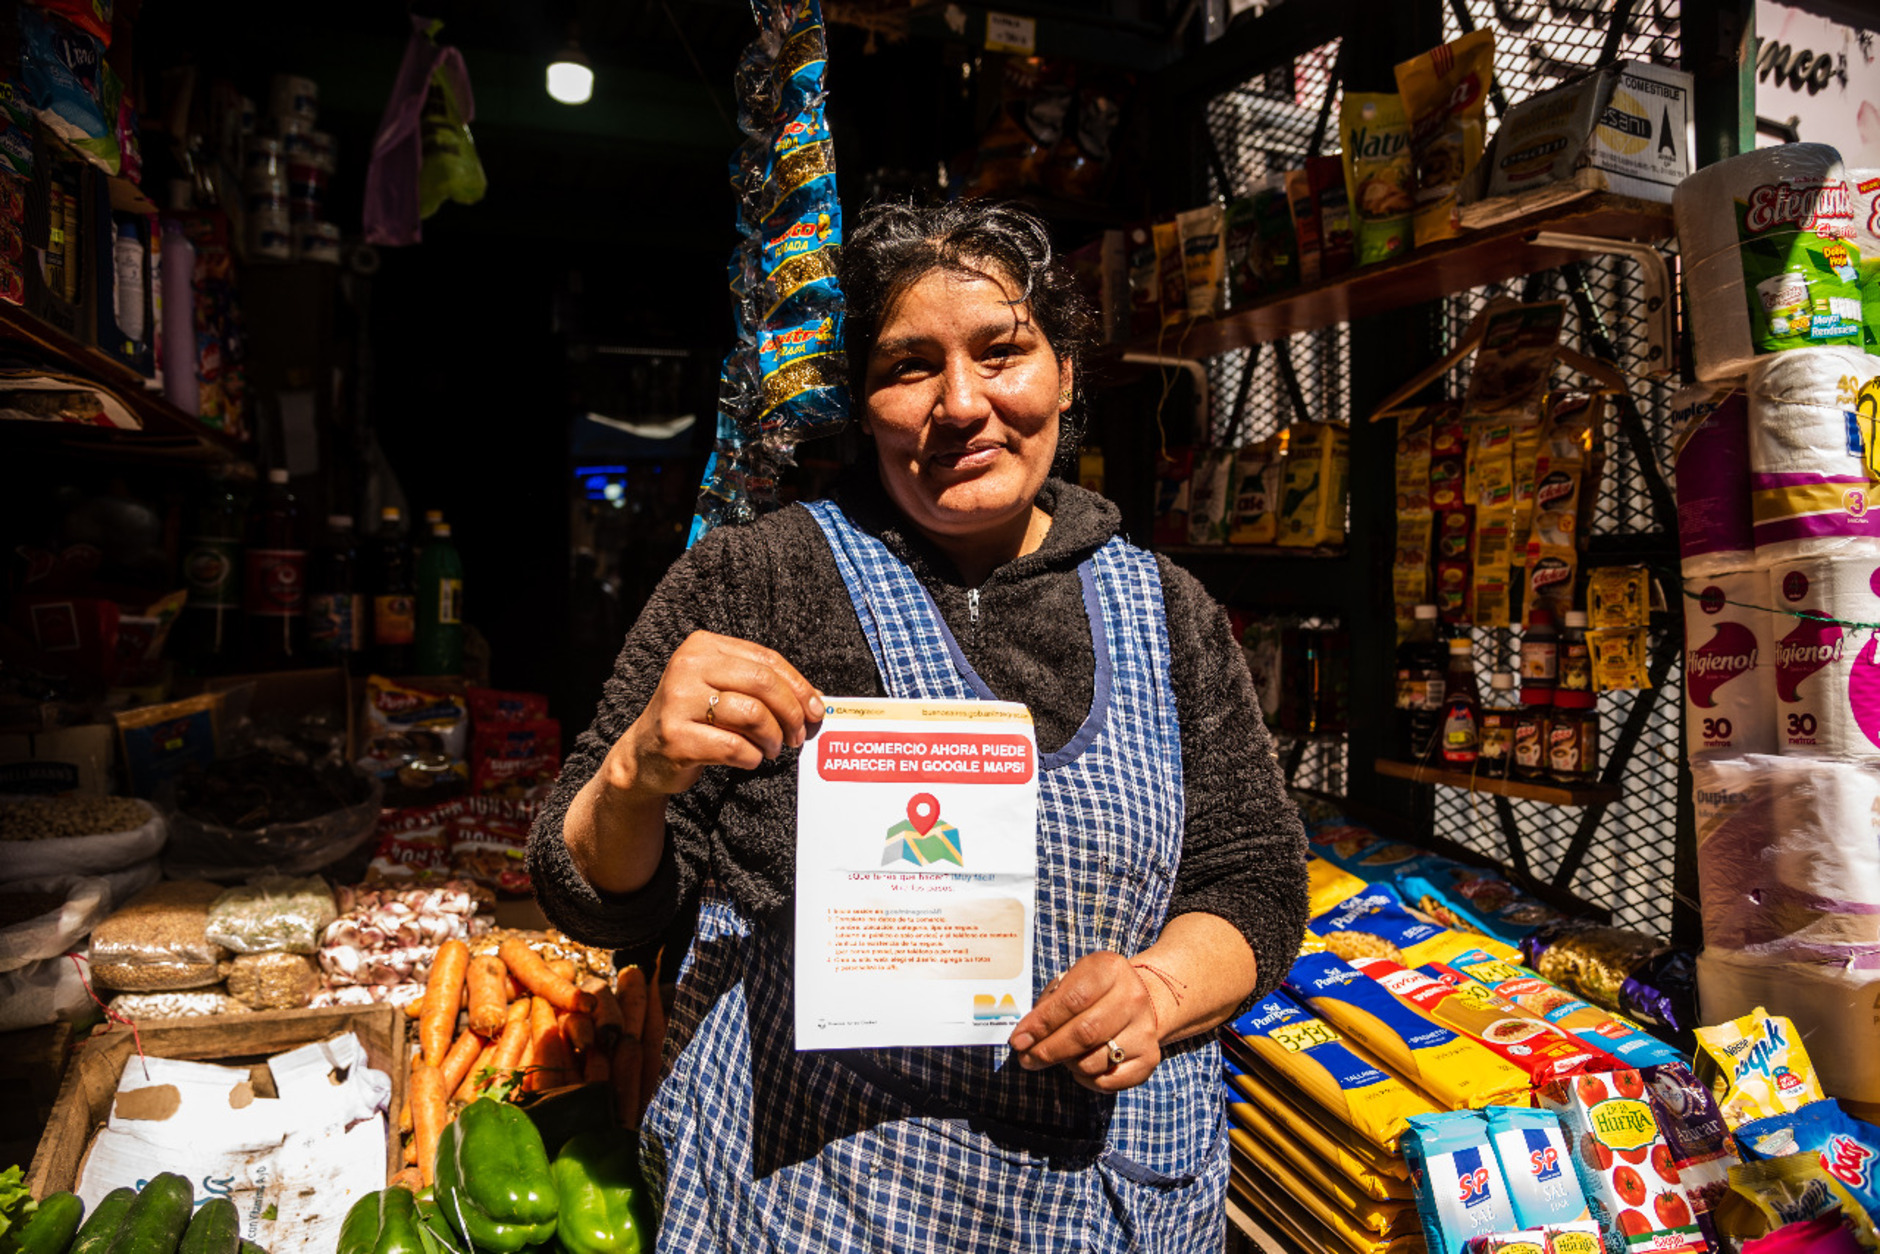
[1674,383,1754,577]
[1851,168,1880,350]
[1684,569,1778,756]
[1675,143,1864,382]
[1695,947,1880,1115]
[1770,554,1880,757]
[1692,754,1880,961]
[1748,346,1880,561]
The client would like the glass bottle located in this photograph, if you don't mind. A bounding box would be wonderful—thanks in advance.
[1557,610,1592,702]
[1520,608,1558,699]
[372,506,416,675]
[308,515,365,668]
[1395,604,1446,762]
[1513,686,1554,782]
[1439,638,1480,767]
[180,472,245,672]
[416,520,464,676]
[1478,672,1519,778]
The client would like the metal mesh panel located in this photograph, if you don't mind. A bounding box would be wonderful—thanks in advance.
[1204,334,1351,447]
[1444,0,1683,108]
[1204,40,1341,202]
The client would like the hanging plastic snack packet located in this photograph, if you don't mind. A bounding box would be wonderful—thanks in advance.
[758,183,840,321]
[20,6,121,175]
[1287,949,1534,1108]
[1228,990,1439,1153]
[1340,93,1416,266]
[1405,1111,1519,1254]
[1394,30,1495,246]
[1588,627,1652,691]
[750,102,836,234]
[756,311,845,445]
[1736,1099,1880,1220]
[1488,1106,1591,1229]
[1694,1006,1828,1127]
[1588,565,1653,629]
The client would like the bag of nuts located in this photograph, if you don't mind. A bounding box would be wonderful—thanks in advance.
[89,880,228,991]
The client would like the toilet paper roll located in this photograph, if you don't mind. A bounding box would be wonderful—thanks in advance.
[1770,554,1880,757]
[1851,168,1880,350]
[1696,947,1880,1111]
[1675,384,1754,577]
[1675,143,1864,382]
[1694,754,1880,960]
[1684,570,1778,755]
[1748,346,1880,561]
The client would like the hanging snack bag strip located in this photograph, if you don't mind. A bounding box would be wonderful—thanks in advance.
[1340,93,1416,266]
[1525,394,1602,626]
[1394,29,1496,247]
[1287,949,1535,1109]
[1229,991,1440,1153]
[1404,1110,1520,1254]
[1693,1005,1828,1127]
[1225,1094,1419,1229]
[1227,1061,1415,1195]
[1487,1106,1591,1229]
[1426,950,1685,1070]
[1342,952,1620,1084]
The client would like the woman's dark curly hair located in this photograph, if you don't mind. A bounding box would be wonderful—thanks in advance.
[839,200,1096,467]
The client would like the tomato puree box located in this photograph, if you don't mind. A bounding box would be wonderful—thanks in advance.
[1536,1071,1705,1254]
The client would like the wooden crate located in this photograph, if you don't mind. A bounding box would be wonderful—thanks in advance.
[26,1004,406,1199]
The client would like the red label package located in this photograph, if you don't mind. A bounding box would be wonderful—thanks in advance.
[468,689,560,801]
[1537,1070,1705,1254]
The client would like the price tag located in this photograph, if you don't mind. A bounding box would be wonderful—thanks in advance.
[985,11,1036,54]
[1269,1020,1340,1053]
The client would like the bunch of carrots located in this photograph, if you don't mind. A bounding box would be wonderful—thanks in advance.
[395,935,666,1188]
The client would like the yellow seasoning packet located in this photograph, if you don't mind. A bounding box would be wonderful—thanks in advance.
[1587,564,1652,629]
[1588,627,1651,692]
[1393,29,1495,247]
[1694,1006,1827,1127]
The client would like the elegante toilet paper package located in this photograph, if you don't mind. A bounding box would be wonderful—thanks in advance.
[1693,754,1880,961]
[1851,168,1880,350]
[1674,383,1754,577]
[1683,570,1778,756]
[1696,947,1880,1116]
[1770,554,1880,757]
[1675,143,1864,381]
[1748,346,1880,560]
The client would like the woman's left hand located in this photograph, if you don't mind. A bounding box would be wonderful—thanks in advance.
[1006,951,1165,1093]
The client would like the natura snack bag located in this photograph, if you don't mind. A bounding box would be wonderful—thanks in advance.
[1536,1070,1706,1254]
[1488,1105,1592,1229]
[1341,92,1417,266]
[1405,1110,1519,1254]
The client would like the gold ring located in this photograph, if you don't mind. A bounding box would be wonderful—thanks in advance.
[1106,1038,1126,1066]
[706,692,720,726]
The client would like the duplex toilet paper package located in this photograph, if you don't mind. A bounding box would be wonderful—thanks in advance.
[1770,554,1880,757]
[1674,383,1754,577]
[1852,168,1880,349]
[1748,346,1880,560]
[1695,947,1880,1116]
[1675,143,1864,381]
[1683,570,1777,756]
[1692,754,1880,961]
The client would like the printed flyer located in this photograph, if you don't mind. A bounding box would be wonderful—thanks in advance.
[794,696,1040,1049]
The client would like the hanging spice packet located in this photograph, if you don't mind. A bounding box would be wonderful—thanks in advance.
[1587,565,1652,629]
[1587,627,1651,691]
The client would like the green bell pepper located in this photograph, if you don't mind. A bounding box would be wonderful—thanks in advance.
[550,1134,654,1254]
[521,1085,618,1161]
[337,1191,428,1254]
[433,1099,559,1254]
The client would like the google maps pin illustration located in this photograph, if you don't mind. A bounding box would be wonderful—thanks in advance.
[907,793,940,835]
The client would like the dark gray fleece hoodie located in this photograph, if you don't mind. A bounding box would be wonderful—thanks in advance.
[526,473,1308,1004]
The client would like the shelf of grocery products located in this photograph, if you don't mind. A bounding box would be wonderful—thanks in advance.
[1130,192,1674,360]
[1157,544,1352,611]
[1373,757,1621,807]
[1157,544,1346,559]
[0,303,240,461]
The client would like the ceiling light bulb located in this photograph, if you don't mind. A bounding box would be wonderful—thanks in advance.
[547,45,593,105]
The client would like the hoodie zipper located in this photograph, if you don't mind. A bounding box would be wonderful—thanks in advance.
[967,587,980,649]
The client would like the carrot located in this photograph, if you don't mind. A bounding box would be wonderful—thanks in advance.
[582,1049,611,1084]
[504,971,521,1001]
[404,1137,418,1166]
[528,996,572,1093]
[547,958,578,983]
[466,955,509,1036]
[440,1029,483,1096]
[611,1036,642,1128]
[411,1060,448,1187]
[455,1040,496,1104]
[482,998,532,1096]
[614,967,648,1050]
[422,940,470,1067]
[389,1166,423,1194]
[405,996,425,1019]
[638,961,666,1123]
[586,979,627,1048]
[560,1010,595,1055]
[500,938,595,1014]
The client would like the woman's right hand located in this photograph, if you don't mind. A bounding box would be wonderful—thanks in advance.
[604,630,825,800]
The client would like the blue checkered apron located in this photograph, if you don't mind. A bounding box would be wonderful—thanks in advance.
[637,499,1226,1252]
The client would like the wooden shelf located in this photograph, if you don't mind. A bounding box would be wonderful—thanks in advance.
[1157,543,1346,559]
[0,303,240,461]
[1374,757,1621,807]
[1131,191,1674,359]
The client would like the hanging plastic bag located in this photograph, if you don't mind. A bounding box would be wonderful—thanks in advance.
[364,17,483,246]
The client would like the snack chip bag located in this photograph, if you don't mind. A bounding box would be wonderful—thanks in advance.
[1340,92,1416,266]
[1488,1106,1592,1229]
[1537,1070,1706,1254]
[1312,884,1526,967]
[1288,950,1534,1109]
[1694,1006,1827,1128]
[1728,1153,1880,1250]
[358,675,470,782]
[1405,1111,1519,1254]
[1426,953,1685,1070]
[1229,991,1439,1153]
[1394,29,1495,246]
[1736,1099,1880,1220]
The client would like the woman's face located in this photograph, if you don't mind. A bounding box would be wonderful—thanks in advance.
[861,264,1071,543]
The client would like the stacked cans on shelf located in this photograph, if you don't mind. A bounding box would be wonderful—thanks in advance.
[690,0,848,543]
[242,73,339,263]
[1671,143,1880,1122]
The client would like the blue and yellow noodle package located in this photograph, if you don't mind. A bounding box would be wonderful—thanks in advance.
[1487,1106,1591,1229]
[1312,884,1526,966]
[1404,1110,1519,1254]
[1229,991,1439,1153]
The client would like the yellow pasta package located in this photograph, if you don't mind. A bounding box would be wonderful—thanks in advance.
[1308,857,1370,920]
[1287,949,1535,1109]
[1230,1127,1419,1238]
[1226,1065,1414,1203]
[1229,1162,1428,1254]
[1228,991,1439,1153]
[1693,1006,1827,1127]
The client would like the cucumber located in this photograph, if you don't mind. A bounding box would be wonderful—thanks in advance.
[238,1241,269,1254]
[69,1189,135,1254]
[176,1200,238,1254]
[14,1192,85,1254]
[103,1174,194,1254]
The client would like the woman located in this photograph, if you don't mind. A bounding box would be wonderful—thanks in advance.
[528,200,1308,1251]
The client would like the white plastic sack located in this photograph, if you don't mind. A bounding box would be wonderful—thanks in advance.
[0,801,166,884]
[0,875,111,973]
[0,952,95,1031]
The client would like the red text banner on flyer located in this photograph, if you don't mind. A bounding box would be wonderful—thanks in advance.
[795,697,1039,1050]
